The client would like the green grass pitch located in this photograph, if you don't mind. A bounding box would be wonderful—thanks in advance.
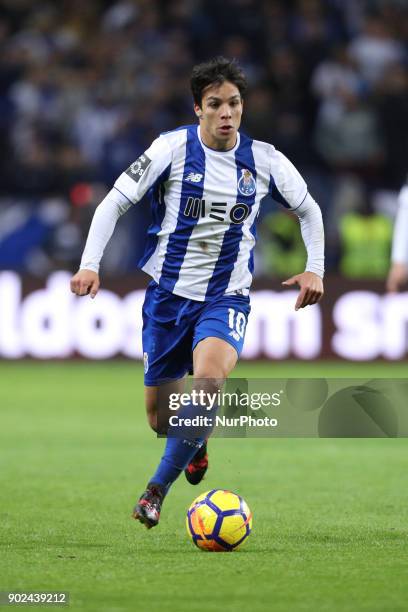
[1,361,408,611]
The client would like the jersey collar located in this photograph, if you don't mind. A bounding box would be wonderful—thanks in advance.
[197,125,240,154]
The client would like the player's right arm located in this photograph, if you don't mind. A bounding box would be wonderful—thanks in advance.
[70,136,172,298]
[386,183,408,293]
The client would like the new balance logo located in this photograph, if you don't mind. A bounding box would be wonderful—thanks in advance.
[185,172,203,183]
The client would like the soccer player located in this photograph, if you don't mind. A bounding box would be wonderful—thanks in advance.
[386,181,408,292]
[70,57,325,529]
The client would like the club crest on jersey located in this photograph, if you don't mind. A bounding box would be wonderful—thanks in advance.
[238,169,256,196]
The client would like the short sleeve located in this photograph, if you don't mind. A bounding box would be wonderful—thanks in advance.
[114,135,172,204]
[269,150,308,210]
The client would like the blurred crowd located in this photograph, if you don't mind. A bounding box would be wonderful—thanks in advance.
[0,0,407,277]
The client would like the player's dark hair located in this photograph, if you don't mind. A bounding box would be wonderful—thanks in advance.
[191,57,247,106]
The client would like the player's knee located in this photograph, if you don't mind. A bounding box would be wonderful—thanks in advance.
[193,376,225,398]
[194,364,229,386]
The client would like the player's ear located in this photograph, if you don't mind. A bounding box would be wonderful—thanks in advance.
[194,103,203,119]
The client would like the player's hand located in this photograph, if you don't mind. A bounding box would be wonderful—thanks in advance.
[386,262,408,293]
[70,269,100,299]
[282,271,324,311]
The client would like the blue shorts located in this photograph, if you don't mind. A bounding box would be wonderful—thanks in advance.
[142,281,251,386]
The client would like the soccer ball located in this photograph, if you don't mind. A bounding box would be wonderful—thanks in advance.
[186,489,252,552]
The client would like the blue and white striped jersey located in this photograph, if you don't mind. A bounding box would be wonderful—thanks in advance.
[113,125,309,301]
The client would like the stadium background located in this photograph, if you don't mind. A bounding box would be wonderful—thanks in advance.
[0,0,407,361]
[1,3,408,612]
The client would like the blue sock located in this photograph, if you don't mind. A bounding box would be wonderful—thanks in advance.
[149,437,204,493]
[149,399,214,493]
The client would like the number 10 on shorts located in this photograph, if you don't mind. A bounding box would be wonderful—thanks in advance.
[228,308,247,340]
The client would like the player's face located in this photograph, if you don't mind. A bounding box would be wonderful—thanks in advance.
[195,81,243,151]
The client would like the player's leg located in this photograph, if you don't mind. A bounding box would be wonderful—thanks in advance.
[134,340,233,529]
[135,380,190,530]
[184,295,250,484]
[183,337,238,484]
[133,282,197,528]
[134,293,249,529]
[138,374,214,525]
[142,338,238,495]
[144,297,250,504]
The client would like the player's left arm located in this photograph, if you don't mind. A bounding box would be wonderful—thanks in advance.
[281,193,325,310]
[270,150,324,310]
